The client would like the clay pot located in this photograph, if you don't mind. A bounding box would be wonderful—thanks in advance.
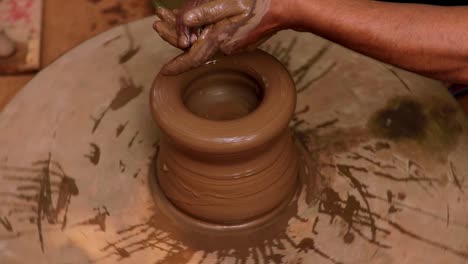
[150,50,298,225]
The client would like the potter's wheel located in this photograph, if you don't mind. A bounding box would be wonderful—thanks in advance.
[1,17,468,264]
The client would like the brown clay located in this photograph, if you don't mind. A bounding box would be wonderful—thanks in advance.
[150,50,298,225]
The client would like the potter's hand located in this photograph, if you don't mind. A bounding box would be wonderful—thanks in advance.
[153,7,179,48]
[154,0,288,75]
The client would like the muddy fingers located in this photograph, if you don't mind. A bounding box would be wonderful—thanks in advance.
[162,25,219,75]
[183,0,248,27]
[154,0,285,75]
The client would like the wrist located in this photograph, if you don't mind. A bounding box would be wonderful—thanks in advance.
[284,0,321,32]
[269,0,299,30]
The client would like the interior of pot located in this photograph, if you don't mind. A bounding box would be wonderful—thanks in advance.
[182,70,264,121]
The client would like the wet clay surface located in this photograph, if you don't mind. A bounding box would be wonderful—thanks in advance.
[0,19,468,263]
[151,51,299,224]
[183,70,262,121]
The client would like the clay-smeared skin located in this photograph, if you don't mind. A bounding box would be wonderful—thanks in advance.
[154,0,273,75]
[150,51,298,224]
[176,0,209,48]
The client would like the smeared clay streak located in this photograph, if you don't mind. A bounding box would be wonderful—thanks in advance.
[169,157,295,202]
[164,135,291,180]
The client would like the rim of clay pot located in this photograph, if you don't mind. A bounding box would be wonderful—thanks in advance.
[150,50,296,155]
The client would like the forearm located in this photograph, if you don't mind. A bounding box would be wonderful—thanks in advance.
[290,0,468,83]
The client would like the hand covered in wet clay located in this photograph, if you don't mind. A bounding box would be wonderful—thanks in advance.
[153,0,289,75]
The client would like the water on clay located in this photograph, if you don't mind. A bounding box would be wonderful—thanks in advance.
[154,56,301,224]
[183,70,263,121]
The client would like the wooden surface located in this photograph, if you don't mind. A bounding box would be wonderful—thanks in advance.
[0,0,153,109]
[1,18,467,264]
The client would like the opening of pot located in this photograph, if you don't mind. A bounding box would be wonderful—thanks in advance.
[183,70,264,121]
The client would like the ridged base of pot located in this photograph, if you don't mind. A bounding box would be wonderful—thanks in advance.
[155,131,299,225]
[157,131,298,224]
[149,155,300,232]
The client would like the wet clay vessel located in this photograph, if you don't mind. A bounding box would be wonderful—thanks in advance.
[150,50,299,225]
